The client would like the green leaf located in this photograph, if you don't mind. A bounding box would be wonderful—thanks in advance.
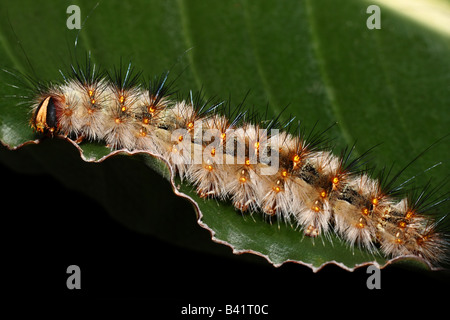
[0,0,448,271]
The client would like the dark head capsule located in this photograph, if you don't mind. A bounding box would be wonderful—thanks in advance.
[33,96,59,133]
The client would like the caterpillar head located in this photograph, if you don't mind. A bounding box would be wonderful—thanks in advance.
[32,96,61,134]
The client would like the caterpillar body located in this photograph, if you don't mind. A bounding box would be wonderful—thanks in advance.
[28,61,448,267]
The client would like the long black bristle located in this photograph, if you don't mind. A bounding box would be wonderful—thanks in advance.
[108,59,142,91]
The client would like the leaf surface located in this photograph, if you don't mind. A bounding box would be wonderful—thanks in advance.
[0,0,448,271]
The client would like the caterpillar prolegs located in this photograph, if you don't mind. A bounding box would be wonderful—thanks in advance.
[29,61,448,267]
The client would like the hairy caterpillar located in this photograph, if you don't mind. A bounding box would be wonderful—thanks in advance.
[22,57,448,268]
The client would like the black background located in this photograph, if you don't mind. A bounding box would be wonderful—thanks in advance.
[2,159,449,316]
